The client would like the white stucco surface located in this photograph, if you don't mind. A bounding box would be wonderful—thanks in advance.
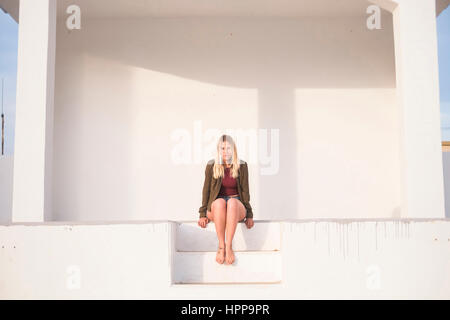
[0,220,448,299]
[12,0,56,222]
[1,0,444,222]
[0,0,449,300]
[53,13,400,221]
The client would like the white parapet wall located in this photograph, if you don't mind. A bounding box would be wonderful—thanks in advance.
[0,219,448,299]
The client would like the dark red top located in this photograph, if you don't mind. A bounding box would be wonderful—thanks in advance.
[218,167,238,196]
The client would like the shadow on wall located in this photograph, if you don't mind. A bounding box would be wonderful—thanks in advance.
[0,155,14,223]
[54,26,135,221]
[55,9,396,221]
[442,152,450,218]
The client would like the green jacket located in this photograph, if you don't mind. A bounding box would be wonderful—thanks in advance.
[199,159,253,219]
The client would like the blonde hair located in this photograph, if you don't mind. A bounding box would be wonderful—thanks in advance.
[212,134,240,179]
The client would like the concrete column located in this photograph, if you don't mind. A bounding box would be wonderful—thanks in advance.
[391,0,445,218]
[12,0,56,222]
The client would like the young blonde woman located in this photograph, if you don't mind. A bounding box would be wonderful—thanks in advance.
[198,134,254,265]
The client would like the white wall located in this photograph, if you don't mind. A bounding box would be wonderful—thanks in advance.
[0,220,448,299]
[53,14,400,221]
[0,155,13,223]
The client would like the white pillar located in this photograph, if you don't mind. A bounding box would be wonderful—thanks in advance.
[392,0,445,218]
[12,0,56,222]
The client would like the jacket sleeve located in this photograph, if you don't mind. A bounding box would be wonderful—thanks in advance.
[198,163,212,218]
[241,163,254,219]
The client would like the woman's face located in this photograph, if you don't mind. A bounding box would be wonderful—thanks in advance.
[220,142,233,162]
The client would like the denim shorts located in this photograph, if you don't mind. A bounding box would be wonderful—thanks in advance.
[217,195,246,222]
[218,195,240,202]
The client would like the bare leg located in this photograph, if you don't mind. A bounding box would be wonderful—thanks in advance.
[225,198,246,264]
[210,198,227,264]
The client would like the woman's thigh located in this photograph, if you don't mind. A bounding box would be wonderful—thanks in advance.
[207,198,226,222]
[227,198,246,222]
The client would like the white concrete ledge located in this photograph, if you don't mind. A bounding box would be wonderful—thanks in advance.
[2,218,447,226]
[0,219,448,299]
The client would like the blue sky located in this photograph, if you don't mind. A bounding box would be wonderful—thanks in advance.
[0,11,17,156]
[438,7,450,140]
[0,7,449,155]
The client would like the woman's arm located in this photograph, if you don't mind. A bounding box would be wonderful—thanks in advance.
[241,162,253,219]
[198,163,212,218]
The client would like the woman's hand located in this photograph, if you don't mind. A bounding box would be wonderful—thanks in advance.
[245,218,254,229]
[198,217,209,228]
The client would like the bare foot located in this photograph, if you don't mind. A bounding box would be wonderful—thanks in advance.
[216,247,225,264]
[225,245,235,265]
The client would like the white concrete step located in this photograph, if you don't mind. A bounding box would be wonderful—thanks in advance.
[172,251,282,284]
[175,221,281,252]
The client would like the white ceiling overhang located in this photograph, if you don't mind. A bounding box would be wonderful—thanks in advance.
[0,0,448,23]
